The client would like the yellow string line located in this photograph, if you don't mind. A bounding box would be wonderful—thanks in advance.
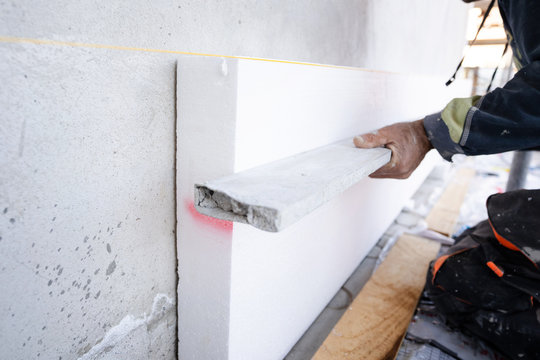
[0,35,392,74]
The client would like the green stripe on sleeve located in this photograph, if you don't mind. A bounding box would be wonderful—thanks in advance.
[441,95,482,143]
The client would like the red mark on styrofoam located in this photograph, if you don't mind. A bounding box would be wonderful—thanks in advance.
[185,200,233,233]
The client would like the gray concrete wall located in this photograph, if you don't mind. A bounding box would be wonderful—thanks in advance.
[0,1,468,359]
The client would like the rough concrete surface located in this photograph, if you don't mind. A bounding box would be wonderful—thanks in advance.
[195,144,391,232]
[78,294,175,360]
[0,1,468,75]
[0,42,177,360]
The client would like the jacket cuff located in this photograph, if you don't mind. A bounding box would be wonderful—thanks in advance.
[423,112,464,162]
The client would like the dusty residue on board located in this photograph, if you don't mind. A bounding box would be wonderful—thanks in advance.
[77,293,175,360]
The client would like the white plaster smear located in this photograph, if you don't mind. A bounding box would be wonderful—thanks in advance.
[78,294,175,360]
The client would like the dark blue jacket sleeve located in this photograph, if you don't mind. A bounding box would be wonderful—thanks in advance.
[424,0,540,161]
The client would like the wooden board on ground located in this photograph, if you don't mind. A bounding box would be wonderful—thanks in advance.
[313,234,440,360]
[426,167,475,236]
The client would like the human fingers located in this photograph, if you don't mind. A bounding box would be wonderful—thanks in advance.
[367,143,411,179]
[353,130,388,149]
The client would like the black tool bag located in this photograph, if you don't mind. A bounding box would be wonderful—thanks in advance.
[426,189,540,360]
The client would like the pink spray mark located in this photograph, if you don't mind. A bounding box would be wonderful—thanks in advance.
[185,199,233,233]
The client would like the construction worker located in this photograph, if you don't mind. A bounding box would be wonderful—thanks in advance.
[355,0,539,178]
[354,0,540,359]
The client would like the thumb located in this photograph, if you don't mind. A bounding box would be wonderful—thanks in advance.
[353,131,388,149]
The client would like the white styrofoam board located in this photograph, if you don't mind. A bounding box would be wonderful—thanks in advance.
[176,56,238,359]
[176,56,471,360]
[195,143,391,232]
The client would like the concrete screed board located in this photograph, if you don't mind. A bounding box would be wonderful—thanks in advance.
[176,56,471,359]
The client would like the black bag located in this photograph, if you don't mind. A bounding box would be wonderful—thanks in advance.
[426,189,540,360]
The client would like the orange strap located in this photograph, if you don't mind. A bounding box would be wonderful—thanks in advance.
[486,261,504,277]
[488,220,538,269]
[432,255,450,283]
[489,220,520,251]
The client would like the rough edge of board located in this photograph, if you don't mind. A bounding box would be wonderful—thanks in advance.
[195,186,280,230]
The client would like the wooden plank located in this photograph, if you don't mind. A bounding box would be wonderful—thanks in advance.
[313,234,440,360]
[426,167,475,236]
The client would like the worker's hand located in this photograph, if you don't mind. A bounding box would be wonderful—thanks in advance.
[354,120,433,179]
